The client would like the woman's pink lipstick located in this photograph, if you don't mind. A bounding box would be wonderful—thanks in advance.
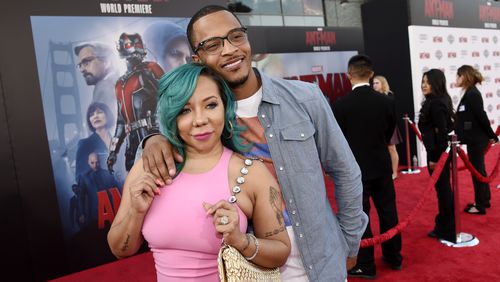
[193,132,213,141]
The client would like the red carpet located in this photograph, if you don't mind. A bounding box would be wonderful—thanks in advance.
[51,146,500,281]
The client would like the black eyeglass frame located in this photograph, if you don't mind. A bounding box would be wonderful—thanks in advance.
[193,27,248,54]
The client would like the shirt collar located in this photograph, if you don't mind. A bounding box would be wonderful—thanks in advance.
[352,82,370,90]
[255,68,280,105]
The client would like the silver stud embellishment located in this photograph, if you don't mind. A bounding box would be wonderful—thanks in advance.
[232,186,241,193]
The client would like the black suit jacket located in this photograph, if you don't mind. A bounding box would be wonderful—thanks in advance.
[333,85,396,180]
[455,86,498,145]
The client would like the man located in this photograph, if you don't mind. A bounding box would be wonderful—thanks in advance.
[140,5,367,281]
[333,55,402,279]
[72,152,120,269]
[106,33,164,172]
[143,21,192,72]
[79,152,120,228]
[74,42,119,117]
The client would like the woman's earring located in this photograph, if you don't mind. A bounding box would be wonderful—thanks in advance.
[225,121,234,139]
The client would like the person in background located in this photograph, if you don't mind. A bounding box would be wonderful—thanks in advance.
[373,75,402,179]
[417,69,456,242]
[74,42,119,118]
[333,55,401,279]
[143,21,192,72]
[455,65,499,215]
[108,63,291,281]
[75,102,115,180]
[138,5,367,282]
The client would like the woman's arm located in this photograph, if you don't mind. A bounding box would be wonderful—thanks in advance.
[466,88,498,141]
[107,159,161,258]
[235,159,291,268]
[429,100,450,162]
[204,159,291,268]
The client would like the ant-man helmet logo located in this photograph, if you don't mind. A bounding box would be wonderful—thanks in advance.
[117,33,147,60]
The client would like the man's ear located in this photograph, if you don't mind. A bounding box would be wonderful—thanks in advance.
[347,73,352,81]
[369,71,375,79]
[192,54,201,63]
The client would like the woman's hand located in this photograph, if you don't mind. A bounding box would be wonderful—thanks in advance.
[129,172,163,214]
[203,201,247,250]
[142,134,183,185]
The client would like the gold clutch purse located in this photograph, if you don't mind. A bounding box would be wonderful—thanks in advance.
[217,244,281,282]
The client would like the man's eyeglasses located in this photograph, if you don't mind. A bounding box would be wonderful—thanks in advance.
[76,56,101,68]
[194,27,248,55]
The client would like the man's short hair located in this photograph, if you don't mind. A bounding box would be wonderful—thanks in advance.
[186,5,243,52]
[348,54,374,79]
[74,42,114,60]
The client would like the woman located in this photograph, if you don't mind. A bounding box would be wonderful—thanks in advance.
[417,69,456,242]
[373,75,402,179]
[108,63,291,281]
[75,102,114,180]
[455,65,498,215]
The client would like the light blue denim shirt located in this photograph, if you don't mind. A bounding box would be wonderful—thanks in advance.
[256,70,368,282]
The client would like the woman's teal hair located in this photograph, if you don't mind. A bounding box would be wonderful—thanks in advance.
[157,62,251,175]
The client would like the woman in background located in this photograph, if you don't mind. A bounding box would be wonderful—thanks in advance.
[373,75,402,179]
[455,65,498,215]
[75,102,114,180]
[417,69,456,242]
[108,63,290,281]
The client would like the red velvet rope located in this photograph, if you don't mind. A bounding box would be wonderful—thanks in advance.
[407,119,423,142]
[459,125,500,172]
[360,149,450,248]
[360,126,500,247]
[456,146,500,184]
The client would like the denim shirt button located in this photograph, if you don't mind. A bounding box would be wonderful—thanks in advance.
[288,198,292,203]
[300,133,305,138]
[295,222,300,227]
[299,233,304,238]
[308,265,313,270]
[261,114,266,118]
[291,210,296,215]
[279,166,284,171]
[266,124,271,128]
[269,133,273,138]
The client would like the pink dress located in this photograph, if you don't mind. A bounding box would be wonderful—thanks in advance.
[142,147,248,281]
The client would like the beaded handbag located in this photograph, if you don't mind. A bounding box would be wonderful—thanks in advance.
[217,244,281,282]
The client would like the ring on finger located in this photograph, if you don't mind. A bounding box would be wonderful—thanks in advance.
[220,215,229,225]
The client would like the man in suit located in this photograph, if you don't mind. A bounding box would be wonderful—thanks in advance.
[333,54,402,279]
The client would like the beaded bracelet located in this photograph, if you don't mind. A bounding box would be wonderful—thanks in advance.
[241,233,251,252]
[244,233,259,261]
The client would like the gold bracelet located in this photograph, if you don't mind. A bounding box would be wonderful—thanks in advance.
[244,233,259,261]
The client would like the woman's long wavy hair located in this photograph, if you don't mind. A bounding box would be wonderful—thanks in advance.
[157,63,251,175]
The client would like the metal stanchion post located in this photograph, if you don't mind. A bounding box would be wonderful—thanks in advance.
[445,134,478,247]
[401,114,420,174]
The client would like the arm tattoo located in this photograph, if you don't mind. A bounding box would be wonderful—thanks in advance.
[264,226,286,238]
[264,186,286,238]
[269,186,284,225]
[121,234,130,252]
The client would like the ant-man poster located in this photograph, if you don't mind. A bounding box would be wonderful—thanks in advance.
[31,16,191,271]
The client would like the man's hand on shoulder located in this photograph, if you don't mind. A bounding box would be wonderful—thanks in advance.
[142,134,183,184]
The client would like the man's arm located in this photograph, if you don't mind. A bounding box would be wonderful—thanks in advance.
[135,134,183,184]
[306,84,368,258]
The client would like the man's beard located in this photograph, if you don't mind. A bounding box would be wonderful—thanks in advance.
[226,73,249,89]
[84,74,99,85]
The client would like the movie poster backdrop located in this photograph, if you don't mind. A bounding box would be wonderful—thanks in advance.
[30,16,191,270]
